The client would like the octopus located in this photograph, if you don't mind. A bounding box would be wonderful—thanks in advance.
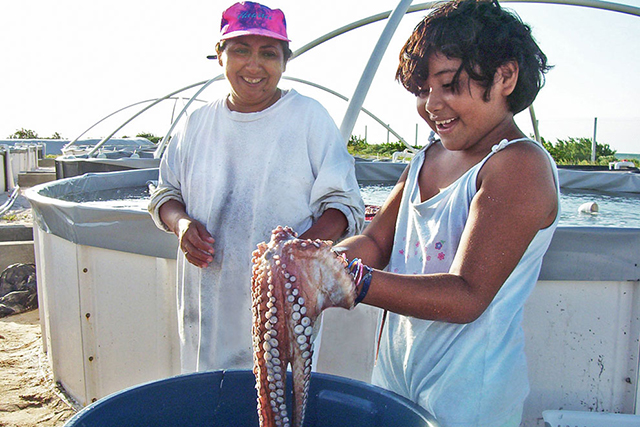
[250,226,357,427]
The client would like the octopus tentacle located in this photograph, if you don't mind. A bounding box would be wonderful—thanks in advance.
[251,226,356,427]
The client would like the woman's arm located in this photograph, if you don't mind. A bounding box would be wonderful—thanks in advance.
[299,208,348,242]
[159,199,215,268]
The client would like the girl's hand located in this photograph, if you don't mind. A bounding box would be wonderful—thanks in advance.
[177,217,215,268]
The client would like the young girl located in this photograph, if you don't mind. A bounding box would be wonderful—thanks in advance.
[335,1,559,426]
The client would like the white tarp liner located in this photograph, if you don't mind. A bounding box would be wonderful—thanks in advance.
[25,166,640,416]
[558,168,640,193]
[24,167,639,282]
[355,158,640,193]
[25,168,178,260]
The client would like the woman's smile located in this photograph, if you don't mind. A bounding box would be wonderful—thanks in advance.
[242,76,264,84]
[218,35,286,113]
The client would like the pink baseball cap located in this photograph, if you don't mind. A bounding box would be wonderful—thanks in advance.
[220,2,290,42]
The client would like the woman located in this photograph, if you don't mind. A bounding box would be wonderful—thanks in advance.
[148,1,364,373]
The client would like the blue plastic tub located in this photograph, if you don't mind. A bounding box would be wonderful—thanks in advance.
[64,370,439,427]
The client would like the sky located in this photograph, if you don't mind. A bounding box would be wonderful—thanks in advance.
[2,0,640,154]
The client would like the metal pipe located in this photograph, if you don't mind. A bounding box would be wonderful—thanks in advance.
[153,75,226,158]
[86,80,211,157]
[339,0,415,143]
[510,0,640,17]
[67,96,208,149]
[0,186,21,217]
[93,0,640,159]
[291,0,639,145]
[529,105,540,142]
[592,117,598,162]
[283,76,413,150]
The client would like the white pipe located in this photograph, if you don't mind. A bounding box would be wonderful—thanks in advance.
[0,186,20,216]
[283,76,413,150]
[86,81,211,157]
[153,75,226,159]
[91,0,640,159]
[67,97,208,149]
[339,0,415,143]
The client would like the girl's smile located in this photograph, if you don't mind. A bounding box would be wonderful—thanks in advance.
[416,51,521,154]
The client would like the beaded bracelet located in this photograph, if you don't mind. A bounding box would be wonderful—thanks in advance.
[354,265,372,305]
[345,257,372,306]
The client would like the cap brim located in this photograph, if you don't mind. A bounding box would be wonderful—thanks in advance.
[220,29,290,42]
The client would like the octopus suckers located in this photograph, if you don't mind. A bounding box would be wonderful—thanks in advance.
[251,226,357,427]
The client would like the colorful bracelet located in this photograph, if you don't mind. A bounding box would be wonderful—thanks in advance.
[354,265,372,306]
[344,257,372,306]
[335,252,373,306]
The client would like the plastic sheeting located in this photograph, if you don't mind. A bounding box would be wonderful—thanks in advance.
[540,226,640,281]
[23,166,640,282]
[55,156,161,179]
[558,168,640,193]
[355,159,407,184]
[24,168,178,260]
[356,159,640,193]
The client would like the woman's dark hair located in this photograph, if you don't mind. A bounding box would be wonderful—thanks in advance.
[397,0,551,113]
[215,39,293,62]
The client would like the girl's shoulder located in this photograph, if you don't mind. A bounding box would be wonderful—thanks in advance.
[485,139,555,174]
[478,139,558,207]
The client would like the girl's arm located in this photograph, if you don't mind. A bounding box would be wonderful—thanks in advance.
[335,166,408,270]
[337,142,558,323]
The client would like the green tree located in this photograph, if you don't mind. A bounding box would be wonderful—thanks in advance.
[136,132,162,144]
[8,128,39,139]
[348,135,423,158]
[541,136,616,165]
[6,128,65,139]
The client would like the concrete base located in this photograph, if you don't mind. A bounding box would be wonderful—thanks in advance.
[17,170,56,187]
[0,225,35,271]
[0,225,33,241]
[0,241,35,271]
[38,158,56,168]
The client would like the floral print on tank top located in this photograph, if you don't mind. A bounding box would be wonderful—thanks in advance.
[393,236,447,274]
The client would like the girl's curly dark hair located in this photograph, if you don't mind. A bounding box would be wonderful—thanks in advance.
[397,0,551,113]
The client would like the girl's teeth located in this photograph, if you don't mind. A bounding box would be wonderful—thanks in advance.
[437,118,455,125]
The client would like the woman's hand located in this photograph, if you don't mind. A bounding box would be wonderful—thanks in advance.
[159,199,215,268]
[177,217,215,268]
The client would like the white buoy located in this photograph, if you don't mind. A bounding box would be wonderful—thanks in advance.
[578,202,599,214]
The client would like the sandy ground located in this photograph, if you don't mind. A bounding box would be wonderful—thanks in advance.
[0,309,77,427]
[1,189,77,426]
[0,189,33,227]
